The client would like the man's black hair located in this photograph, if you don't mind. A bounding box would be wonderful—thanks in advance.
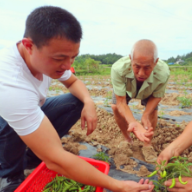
[24,6,82,47]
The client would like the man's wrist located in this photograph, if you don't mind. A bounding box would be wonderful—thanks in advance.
[169,142,181,156]
[83,97,94,105]
[143,111,150,117]
[108,179,123,192]
[129,120,138,124]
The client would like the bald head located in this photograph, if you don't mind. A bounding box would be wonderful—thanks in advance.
[130,39,158,63]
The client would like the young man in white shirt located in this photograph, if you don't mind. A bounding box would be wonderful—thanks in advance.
[0,6,153,192]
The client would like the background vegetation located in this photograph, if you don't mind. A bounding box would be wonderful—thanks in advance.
[72,51,192,75]
[166,51,192,66]
[73,53,122,75]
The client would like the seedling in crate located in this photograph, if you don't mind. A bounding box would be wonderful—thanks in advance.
[43,175,96,192]
[147,156,192,192]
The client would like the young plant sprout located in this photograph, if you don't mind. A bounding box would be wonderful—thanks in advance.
[93,152,110,163]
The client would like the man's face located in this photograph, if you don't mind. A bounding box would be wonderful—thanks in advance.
[29,37,80,79]
[130,54,157,82]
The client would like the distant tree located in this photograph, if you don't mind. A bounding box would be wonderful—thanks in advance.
[73,53,123,65]
[166,51,192,65]
[73,57,101,72]
[85,58,100,72]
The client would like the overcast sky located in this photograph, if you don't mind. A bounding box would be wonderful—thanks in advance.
[0,0,191,60]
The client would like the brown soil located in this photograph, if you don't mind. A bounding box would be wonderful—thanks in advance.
[61,107,190,178]
[48,76,192,178]
[26,75,192,190]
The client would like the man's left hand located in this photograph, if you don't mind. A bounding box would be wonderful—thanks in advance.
[128,121,153,142]
[81,100,97,135]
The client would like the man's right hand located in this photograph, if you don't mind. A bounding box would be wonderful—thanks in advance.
[128,121,154,143]
[114,179,154,192]
[157,144,179,165]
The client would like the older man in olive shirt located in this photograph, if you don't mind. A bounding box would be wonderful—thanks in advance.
[111,39,170,163]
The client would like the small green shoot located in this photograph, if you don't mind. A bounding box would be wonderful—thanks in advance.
[104,98,110,107]
[93,152,110,163]
[177,97,192,108]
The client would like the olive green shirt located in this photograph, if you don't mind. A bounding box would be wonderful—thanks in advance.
[111,56,170,100]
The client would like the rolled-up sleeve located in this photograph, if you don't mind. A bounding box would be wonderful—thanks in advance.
[152,76,169,98]
[111,67,126,96]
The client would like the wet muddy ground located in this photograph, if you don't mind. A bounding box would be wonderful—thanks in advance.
[28,74,192,191]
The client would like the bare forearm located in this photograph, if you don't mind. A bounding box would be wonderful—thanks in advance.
[171,121,192,155]
[116,102,136,124]
[68,79,93,104]
[47,151,121,191]
[143,96,161,116]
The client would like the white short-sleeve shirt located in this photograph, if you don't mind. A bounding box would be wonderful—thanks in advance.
[0,43,71,136]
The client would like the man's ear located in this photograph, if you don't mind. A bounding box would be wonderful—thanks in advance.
[129,54,131,60]
[21,38,33,54]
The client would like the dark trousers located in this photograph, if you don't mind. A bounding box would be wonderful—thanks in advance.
[0,93,83,177]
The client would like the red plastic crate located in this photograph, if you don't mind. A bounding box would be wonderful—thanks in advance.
[15,156,110,192]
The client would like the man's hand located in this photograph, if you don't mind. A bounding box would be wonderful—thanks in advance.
[141,114,152,130]
[128,121,153,142]
[113,179,154,192]
[81,100,97,135]
[157,144,179,165]
[164,177,192,192]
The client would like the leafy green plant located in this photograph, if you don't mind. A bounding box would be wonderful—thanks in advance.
[104,98,110,107]
[93,152,110,163]
[148,156,192,192]
[177,89,192,108]
[158,110,165,119]
[106,91,112,99]
[177,96,192,108]
[49,86,53,91]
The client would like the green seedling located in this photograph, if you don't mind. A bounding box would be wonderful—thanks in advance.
[93,152,110,163]
[147,156,192,192]
[177,96,192,108]
[49,86,53,91]
[106,91,112,99]
[104,98,110,107]
[158,110,165,119]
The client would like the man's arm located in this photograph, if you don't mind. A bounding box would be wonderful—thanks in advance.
[115,94,136,124]
[158,121,192,164]
[173,121,192,154]
[143,96,161,117]
[114,94,153,142]
[60,74,97,135]
[141,96,161,138]
[60,74,92,104]
[20,116,153,192]
[20,116,119,190]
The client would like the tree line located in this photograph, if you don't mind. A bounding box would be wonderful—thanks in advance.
[74,53,123,65]
[166,51,192,65]
[72,53,123,73]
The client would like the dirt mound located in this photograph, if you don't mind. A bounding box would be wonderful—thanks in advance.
[169,110,192,116]
[61,108,190,178]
